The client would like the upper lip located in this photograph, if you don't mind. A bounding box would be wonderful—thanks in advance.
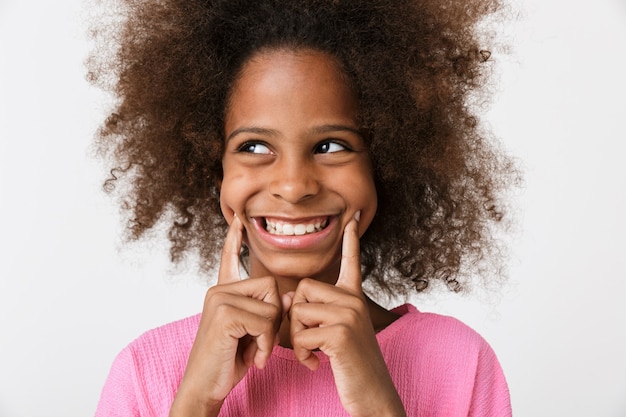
[250,214,337,222]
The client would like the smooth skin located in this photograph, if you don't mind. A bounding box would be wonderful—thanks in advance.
[220,48,377,284]
[170,49,405,417]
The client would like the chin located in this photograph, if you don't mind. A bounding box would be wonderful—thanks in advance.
[250,253,339,282]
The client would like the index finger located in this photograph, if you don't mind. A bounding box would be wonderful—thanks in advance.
[217,214,244,285]
[335,212,363,293]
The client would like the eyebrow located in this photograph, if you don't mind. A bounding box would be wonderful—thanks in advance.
[309,124,363,137]
[226,124,362,142]
[226,127,279,142]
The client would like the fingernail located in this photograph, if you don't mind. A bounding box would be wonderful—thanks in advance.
[354,210,361,222]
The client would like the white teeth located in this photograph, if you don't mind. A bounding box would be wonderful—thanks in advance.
[265,218,328,236]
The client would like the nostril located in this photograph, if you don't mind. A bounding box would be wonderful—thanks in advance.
[268,175,320,203]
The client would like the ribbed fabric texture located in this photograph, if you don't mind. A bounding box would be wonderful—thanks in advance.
[94,305,512,416]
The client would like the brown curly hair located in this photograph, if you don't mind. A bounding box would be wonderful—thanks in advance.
[88,0,517,297]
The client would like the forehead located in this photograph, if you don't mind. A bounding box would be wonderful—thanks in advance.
[224,49,359,131]
[227,48,355,104]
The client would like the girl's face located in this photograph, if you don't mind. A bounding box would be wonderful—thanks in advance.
[221,49,377,284]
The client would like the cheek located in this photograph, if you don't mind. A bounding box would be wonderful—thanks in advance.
[353,165,377,205]
[219,168,258,221]
[338,169,377,232]
[353,180,376,209]
[219,185,235,223]
[358,181,378,233]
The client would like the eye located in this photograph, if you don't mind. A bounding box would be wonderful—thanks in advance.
[238,142,272,155]
[315,141,348,154]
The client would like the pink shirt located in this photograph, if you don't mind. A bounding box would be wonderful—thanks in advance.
[95,304,512,416]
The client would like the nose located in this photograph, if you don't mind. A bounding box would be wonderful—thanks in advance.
[268,157,320,204]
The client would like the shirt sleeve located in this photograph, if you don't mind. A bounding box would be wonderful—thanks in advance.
[468,342,512,417]
[94,346,141,417]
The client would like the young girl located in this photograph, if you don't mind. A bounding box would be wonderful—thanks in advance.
[91,0,516,416]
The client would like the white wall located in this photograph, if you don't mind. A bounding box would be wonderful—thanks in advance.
[1,0,625,416]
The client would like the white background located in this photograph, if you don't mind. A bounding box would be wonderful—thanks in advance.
[1,0,625,416]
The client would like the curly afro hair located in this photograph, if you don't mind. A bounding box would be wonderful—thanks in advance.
[88,0,517,297]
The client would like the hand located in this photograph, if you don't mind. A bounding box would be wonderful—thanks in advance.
[288,214,407,417]
[170,215,284,417]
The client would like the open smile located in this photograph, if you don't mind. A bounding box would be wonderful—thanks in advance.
[250,215,338,250]
[263,216,329,236]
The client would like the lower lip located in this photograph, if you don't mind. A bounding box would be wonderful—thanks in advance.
[253,217,337,250]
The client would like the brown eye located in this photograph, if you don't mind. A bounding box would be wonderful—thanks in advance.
[238,142,272,154]
[315,141,347,154]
